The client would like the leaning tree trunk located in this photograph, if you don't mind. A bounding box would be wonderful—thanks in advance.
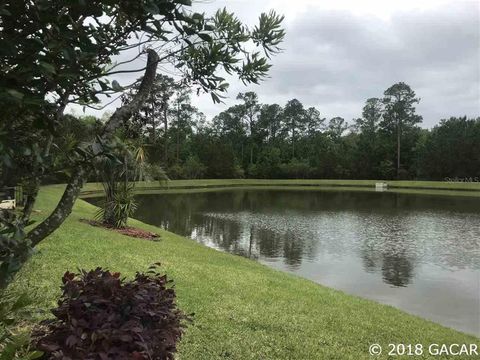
[26,49,160,246]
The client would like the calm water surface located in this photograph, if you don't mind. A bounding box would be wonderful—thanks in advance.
[102,189,480,335]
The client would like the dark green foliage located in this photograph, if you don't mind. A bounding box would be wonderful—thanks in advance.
[95,139,159,228]
[144,164,169,182]
[417,117,480,180]
[279,158,310,179]
[0,290,43,359]
[117,84,479,181]
[167,164,186,180]
[35,265,190,360]
[183,156,207,179]
[95,183,138,229]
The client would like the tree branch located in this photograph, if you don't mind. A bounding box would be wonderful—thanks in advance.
[26,49,160,246]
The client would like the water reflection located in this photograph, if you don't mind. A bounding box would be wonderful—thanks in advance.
[88,189,480,335]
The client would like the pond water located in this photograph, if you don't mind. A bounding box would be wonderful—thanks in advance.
[90,189,480,335]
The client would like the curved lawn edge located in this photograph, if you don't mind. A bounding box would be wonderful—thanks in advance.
[9,186,479,359]
[77,179,480,199]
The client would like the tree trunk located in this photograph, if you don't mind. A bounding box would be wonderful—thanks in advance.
[292,128,296,159]
[397,115,401,179]
[164,107,168,164]
[20,179,40,223]
[176,130,180,162]
[27,167,86,246]
[151,98,156,142]
[26,49,160,246]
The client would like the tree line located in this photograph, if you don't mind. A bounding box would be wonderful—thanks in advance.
[75,79,478,181]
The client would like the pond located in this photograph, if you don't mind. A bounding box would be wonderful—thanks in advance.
[90,188,480,335]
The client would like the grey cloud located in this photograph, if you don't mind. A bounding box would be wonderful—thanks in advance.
[255,1,480,126]
[78,1,479,127]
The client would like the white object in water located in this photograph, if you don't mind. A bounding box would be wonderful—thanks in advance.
[375,182,388,192]
[0,199,16,210]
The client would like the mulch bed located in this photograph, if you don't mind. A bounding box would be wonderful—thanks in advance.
[80,219,160,240]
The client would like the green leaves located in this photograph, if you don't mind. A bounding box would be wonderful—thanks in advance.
[6,90,24,101]
[252,11,286,56]
[111,80,123,92]
[39,62,56,75]
[198,33,212,42]
[175,0,192,5]
[0,290,43,359]
[172,7,284,98]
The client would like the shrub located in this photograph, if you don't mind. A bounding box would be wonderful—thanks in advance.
[183,156,206,179]
[279,158,310,179]
[144,163,169,182]
[246,163,259,178]
[35,265,191,360]
[233,164,245,179]
[378,159,395,179]
[167,164,185,180]
[95,183,137,228]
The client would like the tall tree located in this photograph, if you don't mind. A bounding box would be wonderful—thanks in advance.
[257,103,284,143]
[236,92,261,164]
[327,117,348,139]
[304,107,325,137]
[356,98,383,134]
[354,98,383,178]
[381,82,422,179]
[170,93,202,163]
[212,105,247,162]
[283,99,306,158]
[122,75,177,144]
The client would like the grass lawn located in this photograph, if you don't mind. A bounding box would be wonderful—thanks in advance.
[79,179,480,198]
[8,185,479,359]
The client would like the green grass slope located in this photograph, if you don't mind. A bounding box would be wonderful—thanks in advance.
[79,179,480,198]
[9,185,479,359]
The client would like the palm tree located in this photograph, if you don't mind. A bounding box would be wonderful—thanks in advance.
[96,138,167,228]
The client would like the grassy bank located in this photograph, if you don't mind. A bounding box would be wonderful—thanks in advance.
[78,179,480,198]
[9,185,479,359]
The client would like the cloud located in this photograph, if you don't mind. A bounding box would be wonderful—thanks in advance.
[253,1,479,126]
[74,1,479,128]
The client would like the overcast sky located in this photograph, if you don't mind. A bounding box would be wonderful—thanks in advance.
[74,0,480,128]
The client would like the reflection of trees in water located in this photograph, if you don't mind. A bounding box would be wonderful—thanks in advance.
[255,228,283,258]
[359,216,416,287]
[381,252,414,287]
[188,212,317,269]
[282,230,304,269]
[198,215,244,256]
[131,190,480,285]
[361,251,415,287]
[195,216,311,269]
[135,193,209,235]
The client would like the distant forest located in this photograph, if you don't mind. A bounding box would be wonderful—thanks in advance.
[64,79,479,182]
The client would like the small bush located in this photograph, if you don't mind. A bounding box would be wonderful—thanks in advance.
[183,156,206,179]
[233,164,245,179]
[167,164,185,180]
[35,265,191,360]
[95,183,137,229]
[144,163,168,182]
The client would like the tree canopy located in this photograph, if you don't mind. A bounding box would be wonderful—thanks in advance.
[0,0,285,286]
